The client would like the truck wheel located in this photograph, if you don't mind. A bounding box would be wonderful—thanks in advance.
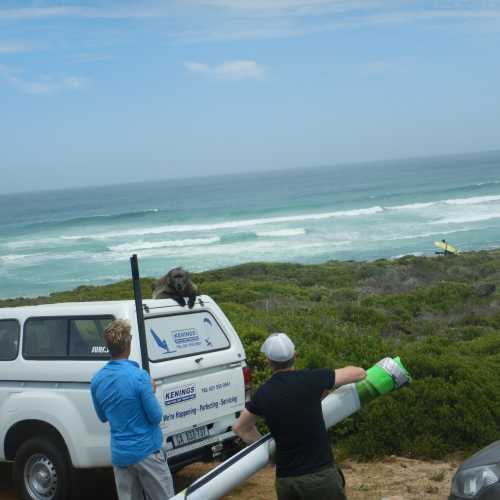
[14,437,71,500]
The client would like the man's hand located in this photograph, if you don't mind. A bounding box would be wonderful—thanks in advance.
[151,378,157,393]
[233,409,262,444]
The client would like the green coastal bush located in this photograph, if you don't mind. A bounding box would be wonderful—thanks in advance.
[2,249,500,460]
[337,332,500,459]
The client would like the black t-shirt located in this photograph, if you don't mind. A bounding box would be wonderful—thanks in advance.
[245,368,335,477]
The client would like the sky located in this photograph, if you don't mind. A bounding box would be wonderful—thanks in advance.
[1,0,500,194]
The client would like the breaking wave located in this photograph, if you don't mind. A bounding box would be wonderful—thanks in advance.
[108,237,220,252]
[388,194,500,211]
[18,208,161,231]
[256,228,307,237]
[431,212,500,225]
[63,206,384,240]
[444,195,500,205]
[0,251,90,267]
[388,202,436,210]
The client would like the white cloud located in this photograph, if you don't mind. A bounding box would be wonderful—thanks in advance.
[360,59,408,76]
[173,20,314,43]
[0,7,84,20]
[0,41,36,54]
[184,60,266,80]
[174,1,500,42]
[71,53,113,64]
[0,6,165,20]
[1,1,499,45]
[188,0,380,15]
[3,1,496,24]
[356,8,500,27]
[189,0,500,22]
[11,76,89,95]
[0,1,375,20]
[184,62,211,74]
[215,60,265,79]
[0,65,89,95]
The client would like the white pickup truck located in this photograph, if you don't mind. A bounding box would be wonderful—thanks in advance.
[0,296,251,500]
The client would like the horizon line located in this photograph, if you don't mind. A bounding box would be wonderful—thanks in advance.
[2,148,499,197]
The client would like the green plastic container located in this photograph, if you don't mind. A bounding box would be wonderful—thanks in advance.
[366,365,395,394]
[355,356,411,405]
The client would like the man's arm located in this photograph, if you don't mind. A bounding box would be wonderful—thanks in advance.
[334,366,366,387]
[139,374,163,425]
[233,409,262,444]
[90,384,108,423]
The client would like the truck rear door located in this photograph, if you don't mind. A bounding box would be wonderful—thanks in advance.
[144,309,245,444]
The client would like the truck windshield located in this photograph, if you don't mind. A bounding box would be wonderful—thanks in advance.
[145,311,230,362]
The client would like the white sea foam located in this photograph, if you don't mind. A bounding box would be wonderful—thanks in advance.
[62,235,98,241]
[328,240,354,247]
[62,206,384,241]
[390,252,424,259]
[387,194,500,211]
[50,275,128,284]
[0,251,89,267]
[7,238,59,250]
[444,195,500,205]
[92,238,332,264]
[431,212,500,225]
[476,181,500,186]
[384,228,473,241]
[387,202,436,210]
[0,254,31,264]
[256,228,306,237]
[108,237,220,252]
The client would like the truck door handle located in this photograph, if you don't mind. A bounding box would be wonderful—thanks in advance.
[195,357,203,364]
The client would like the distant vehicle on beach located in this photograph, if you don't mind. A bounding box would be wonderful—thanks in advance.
[0,297,250,500]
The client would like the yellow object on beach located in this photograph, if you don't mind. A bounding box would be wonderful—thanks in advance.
[434,240,459,254]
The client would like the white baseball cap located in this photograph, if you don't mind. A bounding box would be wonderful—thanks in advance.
[260,333,295,362]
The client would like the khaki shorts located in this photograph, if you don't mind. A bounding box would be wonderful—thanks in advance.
[276,464,347,500]
[113,449,174,500]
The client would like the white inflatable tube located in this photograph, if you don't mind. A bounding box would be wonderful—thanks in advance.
[172,357,410,500]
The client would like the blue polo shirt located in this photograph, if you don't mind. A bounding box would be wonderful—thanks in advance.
[91,359,163,467]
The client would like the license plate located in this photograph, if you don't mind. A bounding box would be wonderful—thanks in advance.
[172,426,208,448]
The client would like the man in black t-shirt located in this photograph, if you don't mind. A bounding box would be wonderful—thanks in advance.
[233,332,366,500]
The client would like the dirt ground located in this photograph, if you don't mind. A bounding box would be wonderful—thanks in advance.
[0,456,458,499]
[177,456,458,500]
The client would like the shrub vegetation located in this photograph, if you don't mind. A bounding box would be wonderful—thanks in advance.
[2,250,500,459]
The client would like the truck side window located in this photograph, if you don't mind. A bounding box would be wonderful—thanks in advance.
[24,318,67,358]
[0,319,20,361]
[69,318,112,358]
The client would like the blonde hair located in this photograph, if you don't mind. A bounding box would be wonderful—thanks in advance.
[104,319,132,357]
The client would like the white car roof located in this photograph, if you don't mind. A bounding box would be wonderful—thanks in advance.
[0,295,212,318]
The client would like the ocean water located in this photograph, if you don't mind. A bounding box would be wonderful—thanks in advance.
[1,151,500,299]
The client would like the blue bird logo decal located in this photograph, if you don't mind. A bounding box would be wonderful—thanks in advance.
[150,328,175,353]
[203,317,213,347]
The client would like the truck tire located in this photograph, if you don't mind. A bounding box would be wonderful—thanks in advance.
[14,436,71,500]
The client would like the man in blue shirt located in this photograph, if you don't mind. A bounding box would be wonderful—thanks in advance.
[91,319,174,500]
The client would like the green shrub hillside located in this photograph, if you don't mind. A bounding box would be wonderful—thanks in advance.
[2,250,500,460]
